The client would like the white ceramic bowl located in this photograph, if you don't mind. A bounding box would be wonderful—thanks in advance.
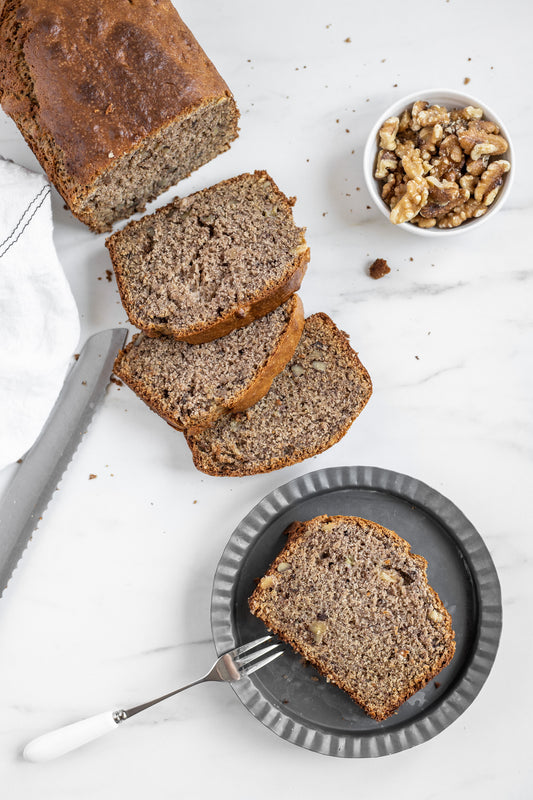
[363,88,514,236]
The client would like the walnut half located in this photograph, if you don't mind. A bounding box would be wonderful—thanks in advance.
[474,160,510,205]
[390,177,429,224]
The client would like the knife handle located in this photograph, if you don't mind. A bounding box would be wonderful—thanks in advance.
[23,711,119,762]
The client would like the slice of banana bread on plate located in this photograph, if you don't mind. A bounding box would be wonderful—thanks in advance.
[249,514,456,721]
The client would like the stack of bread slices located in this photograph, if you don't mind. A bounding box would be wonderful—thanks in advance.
[107,170,372,476]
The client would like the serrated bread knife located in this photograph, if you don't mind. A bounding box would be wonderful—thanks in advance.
[0,328,127,597]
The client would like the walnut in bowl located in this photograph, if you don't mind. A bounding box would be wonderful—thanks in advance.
[363,89,514,236]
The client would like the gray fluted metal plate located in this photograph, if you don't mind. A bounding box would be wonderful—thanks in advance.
[210,466,502,757]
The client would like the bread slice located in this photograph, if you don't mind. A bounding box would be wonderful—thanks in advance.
[185,313,372,475]
[106,171,309,343]
[0,0,239,232]
[249,515,456,721]
[113,295,304,431]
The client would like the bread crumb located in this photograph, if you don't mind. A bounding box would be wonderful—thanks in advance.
[106,269,113,282]
[89,473,97,480]
[463,77,470,85]
[74,354,80,361]
[344,37,351,42]
[369,258,391,279]
[110,375,123,386]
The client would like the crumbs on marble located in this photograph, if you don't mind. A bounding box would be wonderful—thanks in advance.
[106,269,113,282]
[369,258,391,279]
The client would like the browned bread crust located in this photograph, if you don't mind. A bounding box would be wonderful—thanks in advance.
[185,313,372,475]
[0,0,239,231]
[249,515,456,720]
[106,171,309,342]
[113,295,305,431]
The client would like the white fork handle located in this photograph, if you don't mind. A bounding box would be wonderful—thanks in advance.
[23,711,118,762]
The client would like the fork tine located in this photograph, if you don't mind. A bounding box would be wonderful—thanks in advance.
[231,634,273,658]
[240,648,283,677]
[234,642,279,667]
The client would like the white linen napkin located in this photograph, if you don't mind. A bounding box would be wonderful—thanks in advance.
[0,157,80,470]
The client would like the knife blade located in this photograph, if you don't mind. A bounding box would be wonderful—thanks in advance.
[0,327,127,597]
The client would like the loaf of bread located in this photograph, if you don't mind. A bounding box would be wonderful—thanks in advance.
[249,515,456,720]
[185,313,372,475]
[0,0,239,232]
[113,295,304,431]
[106,171,309,343]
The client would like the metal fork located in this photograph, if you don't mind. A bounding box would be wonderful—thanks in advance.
[23,635,282,763]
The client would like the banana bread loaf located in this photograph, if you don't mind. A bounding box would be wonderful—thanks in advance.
[249,515,456,720]
[106,171,309,343]
[0,0,239,232]
[185,313,372,475]
[113,295,304,431]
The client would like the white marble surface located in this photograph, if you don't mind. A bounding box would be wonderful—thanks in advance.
[0,0,532,796]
